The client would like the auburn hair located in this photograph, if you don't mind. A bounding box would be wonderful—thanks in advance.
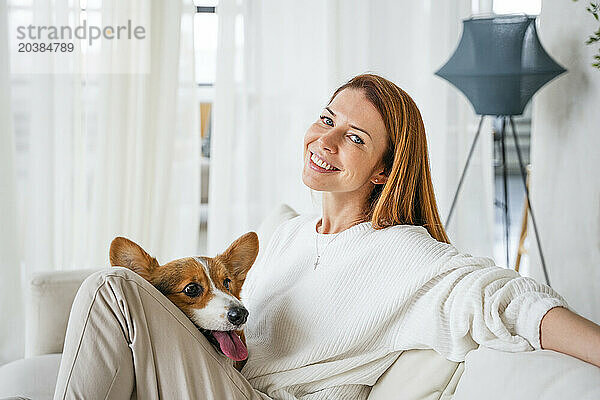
[328,73,449,243]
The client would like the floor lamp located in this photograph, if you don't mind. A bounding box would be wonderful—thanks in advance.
[435,15,566,286]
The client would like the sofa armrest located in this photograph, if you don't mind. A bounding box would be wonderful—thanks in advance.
[25,268,100,357]
[453,347,600,399]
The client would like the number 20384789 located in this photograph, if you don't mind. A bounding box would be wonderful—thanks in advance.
[18,42,74,52]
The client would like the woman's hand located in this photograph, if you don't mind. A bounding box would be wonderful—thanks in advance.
[540,306,600,367]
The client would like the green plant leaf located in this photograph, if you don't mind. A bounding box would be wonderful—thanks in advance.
[575,0,600,69]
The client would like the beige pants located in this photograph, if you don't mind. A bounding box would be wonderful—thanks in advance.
[53,267,270,400]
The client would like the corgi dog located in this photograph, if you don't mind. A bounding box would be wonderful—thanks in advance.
[109,232,258,366]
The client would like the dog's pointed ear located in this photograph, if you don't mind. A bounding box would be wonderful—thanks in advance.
[109,237,159,280]
[216,232,259,281]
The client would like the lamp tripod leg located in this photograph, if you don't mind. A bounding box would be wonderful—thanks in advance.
[500,117,511,269]
[445,115,485,228]
[508,117,551,287]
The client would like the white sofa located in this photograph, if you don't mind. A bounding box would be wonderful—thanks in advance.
[1,205,599,400]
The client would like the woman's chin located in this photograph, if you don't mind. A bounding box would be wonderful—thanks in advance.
[302,171,331,192]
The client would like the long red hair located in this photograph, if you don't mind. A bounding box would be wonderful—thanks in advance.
[329,74,449,243]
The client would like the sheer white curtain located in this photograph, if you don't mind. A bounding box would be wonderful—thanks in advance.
[208,0,334,254]
[209,0,494,261]
[88,0,199,265]
[1,0,198,364]
[0,0,23,364]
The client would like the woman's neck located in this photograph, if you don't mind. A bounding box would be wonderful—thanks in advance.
[318,192,369,234]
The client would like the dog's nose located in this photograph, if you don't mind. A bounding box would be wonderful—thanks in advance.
[227,307,248,326]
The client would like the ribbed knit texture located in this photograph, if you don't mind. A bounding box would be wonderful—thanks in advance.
[240,214,570,400]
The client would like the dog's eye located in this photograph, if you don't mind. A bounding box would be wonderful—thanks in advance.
[183,283,203,297]
[223,278,231,290]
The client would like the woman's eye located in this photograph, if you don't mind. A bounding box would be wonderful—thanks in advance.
[183,283,203,297]
[349,134,364,145]
[223,278,231,290]
[320,115,334,126]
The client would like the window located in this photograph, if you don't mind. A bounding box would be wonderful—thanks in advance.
[192,1,218,160]
[191,1,219,250]
[194,2,218,86]
[493,0,541,15]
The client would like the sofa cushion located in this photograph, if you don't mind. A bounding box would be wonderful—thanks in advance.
[0,354,61,400]
[368,349,464,400]
[453,346,600,399]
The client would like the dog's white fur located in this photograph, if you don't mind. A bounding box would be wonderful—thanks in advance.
[191,257,246,331]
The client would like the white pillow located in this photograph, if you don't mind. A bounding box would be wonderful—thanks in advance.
[453,346,600,399]
[256,204,299,253]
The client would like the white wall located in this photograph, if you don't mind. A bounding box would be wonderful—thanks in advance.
[528,1,600,323]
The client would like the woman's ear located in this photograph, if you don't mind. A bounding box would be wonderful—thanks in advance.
[370,169,388,185]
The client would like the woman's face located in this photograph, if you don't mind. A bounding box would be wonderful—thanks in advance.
[302,88,389,196]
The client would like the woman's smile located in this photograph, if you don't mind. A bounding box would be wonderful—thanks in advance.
[308,151,340,173]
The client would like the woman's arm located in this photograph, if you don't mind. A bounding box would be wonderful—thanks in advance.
[540,306,600,367]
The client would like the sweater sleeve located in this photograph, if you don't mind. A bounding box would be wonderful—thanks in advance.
[394,245,571,362]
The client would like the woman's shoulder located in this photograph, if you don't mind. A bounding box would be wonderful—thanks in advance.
[374,224,499,274]
[369,222,443,245]
[365,223,457,267]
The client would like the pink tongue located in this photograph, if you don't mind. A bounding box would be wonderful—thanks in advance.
[212,331,248,361]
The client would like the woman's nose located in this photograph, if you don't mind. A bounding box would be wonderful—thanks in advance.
[317,127,342,153]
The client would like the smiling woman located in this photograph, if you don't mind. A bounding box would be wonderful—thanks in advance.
[238,73,599,400]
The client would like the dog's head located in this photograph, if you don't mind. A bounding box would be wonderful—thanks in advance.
[109,232,259,361]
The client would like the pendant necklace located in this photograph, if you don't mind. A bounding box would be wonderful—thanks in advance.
[314,230,343,269]
[314,218,368,269]
[313,217,360,270]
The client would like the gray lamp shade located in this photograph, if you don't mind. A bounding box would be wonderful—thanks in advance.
[435,15,566,116]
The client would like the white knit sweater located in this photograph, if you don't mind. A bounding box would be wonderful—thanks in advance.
[240,214,569,400]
